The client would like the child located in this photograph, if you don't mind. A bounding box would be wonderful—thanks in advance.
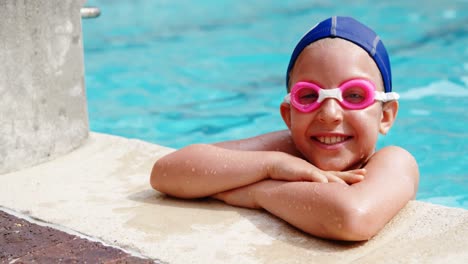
[150,16,419,241]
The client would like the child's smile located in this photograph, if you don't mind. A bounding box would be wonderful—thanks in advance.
[311,134,352,147]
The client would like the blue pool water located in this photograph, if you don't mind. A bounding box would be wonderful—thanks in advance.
[82,0,468,209]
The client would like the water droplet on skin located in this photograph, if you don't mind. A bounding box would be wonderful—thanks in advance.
[337,223,342,229]
[223,164,228,169]
[204,170,208,175]
[307,206,312,211]
[191,168,195,172]
[162,173,167,177]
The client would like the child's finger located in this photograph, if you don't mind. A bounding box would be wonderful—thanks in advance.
[345,168,367,175]
[324,174,347,185]
[307,171,328,183]
[340,172,365,184]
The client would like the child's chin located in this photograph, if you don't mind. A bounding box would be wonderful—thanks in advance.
[312,157,356,172]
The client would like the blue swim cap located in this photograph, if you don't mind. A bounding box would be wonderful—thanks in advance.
[286,16,392,93]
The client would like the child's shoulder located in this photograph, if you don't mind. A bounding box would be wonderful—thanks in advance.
[369,145,419,180]
[215,130,300,155]
[374,145,416,160]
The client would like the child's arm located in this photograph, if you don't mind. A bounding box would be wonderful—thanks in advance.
[214,146,419,241]
[151,143,365,198]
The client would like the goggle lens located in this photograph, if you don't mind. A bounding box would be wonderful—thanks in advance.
[296,87,319,105]
[342,86,368,105]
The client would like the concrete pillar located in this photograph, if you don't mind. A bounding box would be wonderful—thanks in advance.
[0,0,89,174]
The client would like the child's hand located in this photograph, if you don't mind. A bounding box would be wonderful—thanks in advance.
[321,169,366,184]
[212,185,260,209]
[267,153,366,185]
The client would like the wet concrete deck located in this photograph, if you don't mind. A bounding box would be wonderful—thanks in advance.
[1,132,467,263]
[0,210,154,263]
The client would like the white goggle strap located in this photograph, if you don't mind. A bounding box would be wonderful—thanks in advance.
[374,91,400,102]
[317,88,343,102]
[283,93,291,104]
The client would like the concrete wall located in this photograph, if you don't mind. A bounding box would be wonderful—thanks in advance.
[0,0,89,174]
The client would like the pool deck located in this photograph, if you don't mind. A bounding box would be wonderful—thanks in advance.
[0,209,153,263]
[1,132,467,263]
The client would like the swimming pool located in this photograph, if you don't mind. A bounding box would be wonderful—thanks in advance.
[82,0,468,209]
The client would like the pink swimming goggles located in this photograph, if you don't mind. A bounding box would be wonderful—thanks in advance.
[283,79,399,112]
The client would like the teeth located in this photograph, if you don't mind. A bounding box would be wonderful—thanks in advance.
[317,136,347,145]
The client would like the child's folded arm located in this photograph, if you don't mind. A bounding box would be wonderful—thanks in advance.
[262,146,418,241]
[151,142,366,199]
[150,144,272,198]
[214,146,419,241]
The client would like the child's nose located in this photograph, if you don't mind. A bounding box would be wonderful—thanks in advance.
[317,98,343,124]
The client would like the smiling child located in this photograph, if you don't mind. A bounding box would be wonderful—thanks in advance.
[150,16,419,241]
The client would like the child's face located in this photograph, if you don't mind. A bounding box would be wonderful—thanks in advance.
[282,38,396,171]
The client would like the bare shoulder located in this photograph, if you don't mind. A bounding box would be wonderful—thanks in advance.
[213,130,302,156]
[363,145,419,195]
[374,145,416,159]
[369,146,419,175]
